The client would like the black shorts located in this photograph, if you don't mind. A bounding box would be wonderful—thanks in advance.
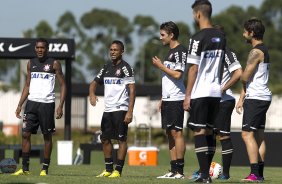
[187,97,221,130]
[23,100,55,134]
[242,99,271,132]
[214,100,235,136]
[100,111,128,141]
[161,100,184,131]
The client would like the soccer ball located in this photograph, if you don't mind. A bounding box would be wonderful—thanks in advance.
[209,162,222,179]
[0,158,17,173]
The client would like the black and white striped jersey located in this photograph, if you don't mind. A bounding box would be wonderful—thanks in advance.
[94,60,135,112]
[246,43,272,101]
[221,47,242,102]
[28,57,56,103]
[187,28,226,99]
[162,44,187,101]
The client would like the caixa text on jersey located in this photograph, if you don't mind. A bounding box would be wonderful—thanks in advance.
[204,50,223,58]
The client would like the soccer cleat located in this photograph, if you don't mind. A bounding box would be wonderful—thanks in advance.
[170,172,185,179]
[241,173,263,182]
[157,171,175,178]
[189,170,201,180]
[11,169,31,176]
[194,176,212,183]
[40,170,48,176]
[96,170,112,177]
[108,170,121,178]
[217,174,230,180]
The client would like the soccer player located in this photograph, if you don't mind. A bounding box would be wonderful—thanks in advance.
[152,21,187,179]
[213,28,242,180]
[12,38,66,176]
[236,18,271,182]
[89,40,136,178]
[183,0,226,183]
[190,25,243,181]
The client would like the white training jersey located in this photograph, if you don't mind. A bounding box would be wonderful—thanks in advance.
[162,44,187,101]
[28,58,56,103]
[245,43,272,101]
[94,60,135,112]
[221,47,242,102]
[187,28,226,99]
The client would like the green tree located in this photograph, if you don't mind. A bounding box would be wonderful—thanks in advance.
[133,15,159,84]
[212,3,282,93]
[80,8,134,74]
[56,11,87,83]
[3,0,282,94]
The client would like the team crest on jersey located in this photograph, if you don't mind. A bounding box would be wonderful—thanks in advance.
[115,68,122,77]
[43,64,51,72]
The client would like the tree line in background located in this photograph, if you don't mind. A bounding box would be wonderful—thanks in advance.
[0,0,282,94]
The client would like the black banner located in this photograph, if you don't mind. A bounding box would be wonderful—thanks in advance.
[0,38,75,59]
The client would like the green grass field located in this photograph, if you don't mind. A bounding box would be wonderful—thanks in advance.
[0,145,281,183]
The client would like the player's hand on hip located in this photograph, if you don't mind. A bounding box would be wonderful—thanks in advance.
[15,106,22,119]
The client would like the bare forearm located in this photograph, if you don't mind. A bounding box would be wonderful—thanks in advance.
[239,87,246,102]
[59,83,66,108]
[89,81,97,97]
[185,65,198,97]
[18,86,29,107]
[160,65,182,79]
[127,84,136,113]
[222,69,242,92]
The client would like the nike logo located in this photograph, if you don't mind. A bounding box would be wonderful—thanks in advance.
[8,43,30,52]
[32,66,37,68]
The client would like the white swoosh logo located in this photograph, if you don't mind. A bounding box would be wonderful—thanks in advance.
[8,43,30,52]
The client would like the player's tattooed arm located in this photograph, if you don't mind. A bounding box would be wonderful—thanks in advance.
[241,49,263,83]
[247,49,261,64]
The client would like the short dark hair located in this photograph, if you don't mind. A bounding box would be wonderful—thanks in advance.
[160,21,179,40]
[36,38,49,48]
[244,18,265,40]
[191,0,212,18]
[111,40,124,51]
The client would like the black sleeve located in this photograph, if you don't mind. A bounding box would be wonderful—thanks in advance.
[94,64,107,85]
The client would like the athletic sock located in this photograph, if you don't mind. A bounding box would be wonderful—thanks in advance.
[251,163,259,176]
[115,159,125,174]
[42,158,50,171]
[176,158,184,175]
[194,134,209,179]
[170,160,177,173]
[220,138,233,177]
[105,158,113,172]
[22,152,30,172]
[206,134,216,166]
[258,161,264,178]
